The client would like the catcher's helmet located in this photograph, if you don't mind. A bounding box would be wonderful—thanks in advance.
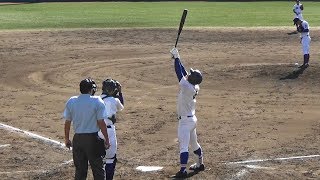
[102,79,116,94]
[80,78,96,94]
[188,68,202,85]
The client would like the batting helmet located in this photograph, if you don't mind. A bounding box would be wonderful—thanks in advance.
[102,79,116,95]
[188,68,202,85]
[80,78,96,94]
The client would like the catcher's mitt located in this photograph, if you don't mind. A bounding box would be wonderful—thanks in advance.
[297,26,304,32]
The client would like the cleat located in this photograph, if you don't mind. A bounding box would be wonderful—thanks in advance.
[189,163,205,172]
[173,170,187,178]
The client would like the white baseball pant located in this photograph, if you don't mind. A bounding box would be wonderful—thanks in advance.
[178,116,201,153]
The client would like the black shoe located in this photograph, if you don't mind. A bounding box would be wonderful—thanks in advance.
[189,163,205,172]
[173,170,187,178]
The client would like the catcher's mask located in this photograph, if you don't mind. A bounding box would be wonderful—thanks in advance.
[102,79,116,95]
[80,78,96,95]
[188,68,202,85]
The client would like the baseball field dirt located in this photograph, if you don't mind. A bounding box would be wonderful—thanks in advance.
[0,28,320,179]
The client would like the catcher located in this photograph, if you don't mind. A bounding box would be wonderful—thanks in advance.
[294,18,311,69]
[98,78,124,180]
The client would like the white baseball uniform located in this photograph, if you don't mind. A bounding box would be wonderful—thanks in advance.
[98,94,124,164]
[172,48,204,175]
[300,20,311,55]
[177,76,201,153]
[293,2,303,20]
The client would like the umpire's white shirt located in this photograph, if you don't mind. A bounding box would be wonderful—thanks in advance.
[177,77,199,117]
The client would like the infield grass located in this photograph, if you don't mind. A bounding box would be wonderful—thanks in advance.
[0,1,319,30]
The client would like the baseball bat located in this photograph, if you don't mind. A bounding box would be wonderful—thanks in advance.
[174,9,188,48]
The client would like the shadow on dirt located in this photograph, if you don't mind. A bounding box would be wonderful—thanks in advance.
[170,171,200,179]
[287,31,298,35]
[279,68,307,80]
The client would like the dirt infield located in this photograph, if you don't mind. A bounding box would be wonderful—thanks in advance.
[0,27,320,179]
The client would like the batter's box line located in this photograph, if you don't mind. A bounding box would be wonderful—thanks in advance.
[227,155,320,180]
[226,154,320,165]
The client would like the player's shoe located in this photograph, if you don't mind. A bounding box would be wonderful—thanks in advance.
[173,170,187,178]
[189,163,205,172]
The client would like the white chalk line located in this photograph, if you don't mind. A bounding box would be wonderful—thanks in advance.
[231,169,248,180]
[0,123,73,175]
[0,159,73,175]
[227,154,320,165]
[227,155,320,179]
[0,123,67,150]
[62,159,73,165]
[0,144,10,148]
[0,170,47,175]
[244,165,275,170]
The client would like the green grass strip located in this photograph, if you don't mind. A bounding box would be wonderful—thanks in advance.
[0,1,319,30]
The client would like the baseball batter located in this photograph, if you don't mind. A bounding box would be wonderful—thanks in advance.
[170,48,205,178]
[293,0,304,30]
[98,79,124,180]
[294,18,311,69]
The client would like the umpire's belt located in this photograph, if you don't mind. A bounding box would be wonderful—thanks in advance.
[75,132,98,136]
[178,115,194,120]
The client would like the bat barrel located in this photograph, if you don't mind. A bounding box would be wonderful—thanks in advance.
[174,9,188,48]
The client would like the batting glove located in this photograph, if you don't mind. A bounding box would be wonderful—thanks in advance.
[170,48,180,59]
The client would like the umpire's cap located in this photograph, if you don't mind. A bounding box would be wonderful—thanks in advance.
[80,78,96,94]
[188,68,202,85]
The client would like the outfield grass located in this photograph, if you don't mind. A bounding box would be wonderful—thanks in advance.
[0,1,319,30]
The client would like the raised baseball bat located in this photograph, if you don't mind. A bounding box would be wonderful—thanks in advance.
[174,9,188,48]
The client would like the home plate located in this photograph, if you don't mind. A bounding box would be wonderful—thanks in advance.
[136,166,163,172]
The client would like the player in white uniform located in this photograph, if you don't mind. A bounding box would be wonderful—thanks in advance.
[293,18,311,69]
[98,79,124,180]
[293,0,304,31]
[170,48,205,178]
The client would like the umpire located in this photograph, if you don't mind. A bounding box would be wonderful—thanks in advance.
[64,78,110,180]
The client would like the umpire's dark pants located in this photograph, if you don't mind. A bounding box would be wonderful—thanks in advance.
[73,133,105,180]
